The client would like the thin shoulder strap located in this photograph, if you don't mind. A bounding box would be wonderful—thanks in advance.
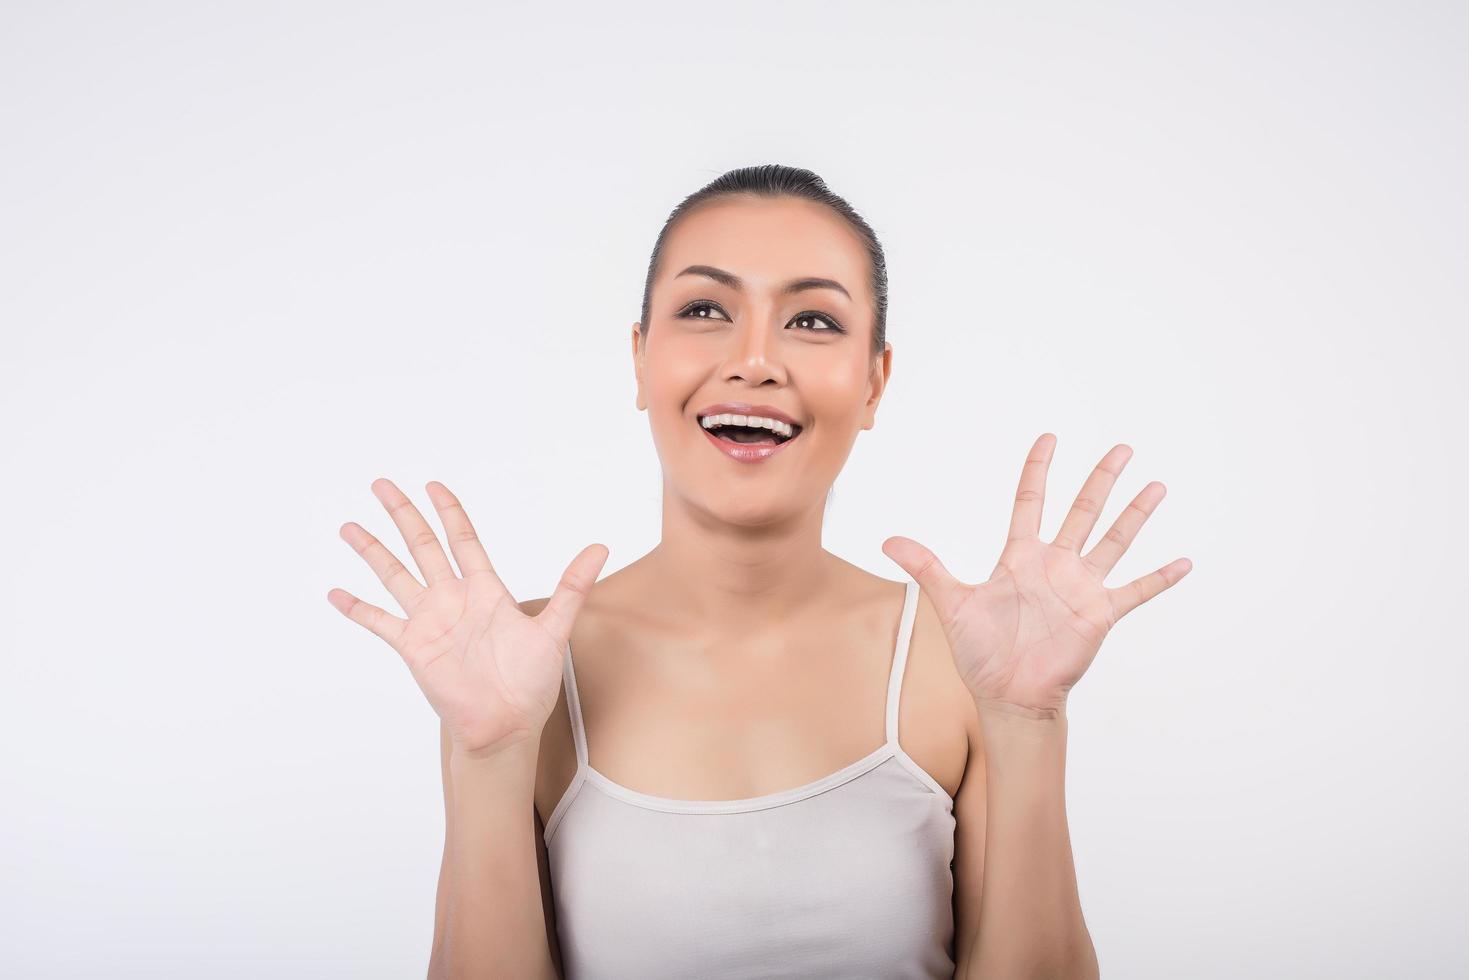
[562,640,589,768]
[884,580,921,744]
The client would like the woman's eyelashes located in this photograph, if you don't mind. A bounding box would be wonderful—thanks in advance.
[674,300,846,334]
[790,311,845,333]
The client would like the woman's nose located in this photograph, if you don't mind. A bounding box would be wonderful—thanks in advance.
[722,317,787,385]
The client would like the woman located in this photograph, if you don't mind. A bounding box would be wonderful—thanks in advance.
[328,164,1190,979]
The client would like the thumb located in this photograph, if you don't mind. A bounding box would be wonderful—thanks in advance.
[538,543,610,641]
[881,536,964,619]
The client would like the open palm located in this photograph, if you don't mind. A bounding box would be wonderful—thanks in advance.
[327,478,608,758]
[884,434,1192,718]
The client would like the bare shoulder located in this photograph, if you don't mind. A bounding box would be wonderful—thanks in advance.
[830,560,975,798]
[898,577,981,798]
[834,561,970,710]
[908,587,982,733]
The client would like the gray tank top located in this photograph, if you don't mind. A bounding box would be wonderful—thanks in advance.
[543,579,957,978]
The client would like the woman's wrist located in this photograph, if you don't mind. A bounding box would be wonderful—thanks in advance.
[974,697,1069,745]
[450,734,539,780]
[974,695,1066,723]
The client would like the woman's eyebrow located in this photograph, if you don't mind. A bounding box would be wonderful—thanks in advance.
[674,264,851,301]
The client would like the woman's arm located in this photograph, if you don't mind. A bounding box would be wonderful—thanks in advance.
[884,434,1190,977]
[428,731,560,980]
[962,701,1098,979]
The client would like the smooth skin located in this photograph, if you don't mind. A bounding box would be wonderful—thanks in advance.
[329,194,1190,979]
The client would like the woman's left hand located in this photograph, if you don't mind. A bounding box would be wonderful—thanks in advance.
[883,433,1192,720]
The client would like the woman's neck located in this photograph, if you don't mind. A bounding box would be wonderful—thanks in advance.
[643,490,837,628]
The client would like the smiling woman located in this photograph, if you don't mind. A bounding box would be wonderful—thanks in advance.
[331,163,1130,980]
[537,166,976,979]
[626,170,900,536]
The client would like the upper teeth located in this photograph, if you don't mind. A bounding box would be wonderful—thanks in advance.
[700,413,796,438]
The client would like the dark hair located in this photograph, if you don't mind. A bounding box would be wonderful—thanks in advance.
[638,164,889,356]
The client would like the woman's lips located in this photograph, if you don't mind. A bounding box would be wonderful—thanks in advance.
[699,424,801,463]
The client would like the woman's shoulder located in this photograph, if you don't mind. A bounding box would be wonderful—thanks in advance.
[803,559,975,743]
[511,559,647,641]
[515,566,658,827]
[812,554,904,611]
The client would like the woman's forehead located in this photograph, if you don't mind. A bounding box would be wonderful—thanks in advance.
[660,197,869,291]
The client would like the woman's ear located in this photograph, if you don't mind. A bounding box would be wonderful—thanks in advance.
[631,322,647,411]
[861,343,893,430]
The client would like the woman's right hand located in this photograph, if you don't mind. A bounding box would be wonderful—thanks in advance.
[327,478,608,761]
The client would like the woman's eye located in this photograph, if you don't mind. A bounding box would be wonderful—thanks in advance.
[790,312,845,333]
[677,301,731,322]
[676,301,845,334]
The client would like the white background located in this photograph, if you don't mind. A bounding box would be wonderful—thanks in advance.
[3,2,1465,977]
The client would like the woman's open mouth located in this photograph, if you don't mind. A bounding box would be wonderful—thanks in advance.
[697,412,804,462]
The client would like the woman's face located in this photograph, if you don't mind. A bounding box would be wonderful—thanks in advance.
[633,194,892,527]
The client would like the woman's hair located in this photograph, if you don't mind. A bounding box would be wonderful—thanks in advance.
[639,164,889,356]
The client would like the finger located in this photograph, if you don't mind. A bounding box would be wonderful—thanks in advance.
[1082,481,1167,578]
[339,520,426,611]
[424,481,504,587]
[1108,557,1193,619]
[536,544,611,641]
[372,478,458,586]
[880,536,966,625]
[1054,443,1133,554]
[1008,433,1057,542]
[327,587,409,648]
